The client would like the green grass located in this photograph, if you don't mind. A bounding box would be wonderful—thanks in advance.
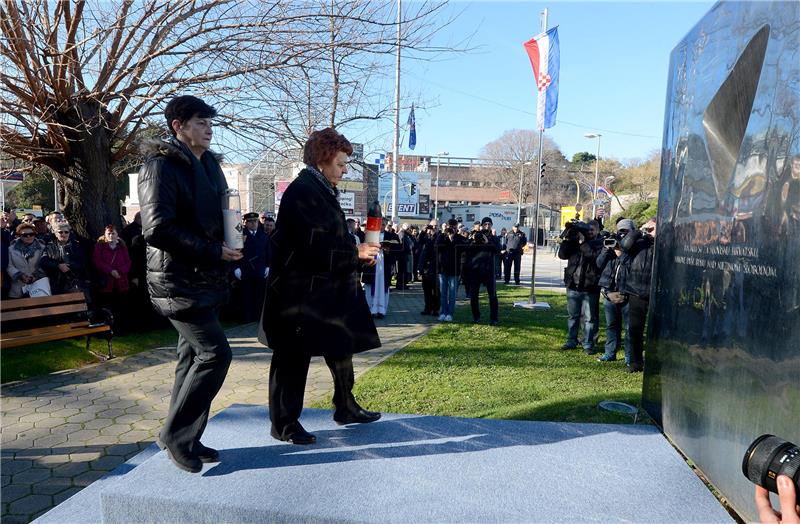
[313,286,649,425]
[1,327,179,384]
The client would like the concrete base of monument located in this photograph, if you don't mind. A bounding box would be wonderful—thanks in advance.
[513,300,552,309]
[38,405,733,523]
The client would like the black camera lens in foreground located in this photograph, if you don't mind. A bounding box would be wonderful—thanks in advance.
[742,434,800,504]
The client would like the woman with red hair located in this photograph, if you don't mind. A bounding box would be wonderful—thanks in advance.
[259,128,382,445]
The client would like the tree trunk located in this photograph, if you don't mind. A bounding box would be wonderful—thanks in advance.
[59,101,122,241]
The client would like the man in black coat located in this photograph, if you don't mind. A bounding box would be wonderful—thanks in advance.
[235,212,271,322]
[618,217,656,373]
[463,218,501,325]
[259,128,382,446]
[138,96,243,473]
[558,219,603,353]
[503,224,527,284]
[417,223,440,316]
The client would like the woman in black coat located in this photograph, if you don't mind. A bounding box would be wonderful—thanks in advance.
[258,128,382,445]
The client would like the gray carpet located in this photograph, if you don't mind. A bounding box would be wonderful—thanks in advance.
[38,404,732,523]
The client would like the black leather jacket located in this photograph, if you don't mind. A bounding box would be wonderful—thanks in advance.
[137,138,229,318]
[618,230,654,299]
[558,235,604,291]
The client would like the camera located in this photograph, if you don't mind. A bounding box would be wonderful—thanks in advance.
[560,219,590,239]
[742,434,800,504]
[604,237,618,248]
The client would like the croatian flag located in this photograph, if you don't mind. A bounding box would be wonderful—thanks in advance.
[598,186,615,197]
[524,26,560,130]
[407,104,416,150]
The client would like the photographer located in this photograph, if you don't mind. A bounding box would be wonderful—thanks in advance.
[417,222,440,316]
[595,219,635,364]
[462,218,501,325]
[557,219,603,353]
[617,217,656,373]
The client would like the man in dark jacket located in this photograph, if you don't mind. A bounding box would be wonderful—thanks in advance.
[558,219,603,353]
[138,95,243,473]
[503,224,527,284]
[235,212,271,322]
[595,219,635,364]
[463,218,501,325]
[435,219,467,322]
[618,217,656,373]
[40,223,88,296]
[417,223,440,316]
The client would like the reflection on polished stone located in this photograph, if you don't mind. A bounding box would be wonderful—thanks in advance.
[645,2,800,522]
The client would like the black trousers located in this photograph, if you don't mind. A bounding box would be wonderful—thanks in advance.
[269,351,357,435]
[504,250,522,283]
[241,276,266,323]
[627,294,649,368]
[468,273,498,322]
[421,273,439,314]
[162,308,232,454]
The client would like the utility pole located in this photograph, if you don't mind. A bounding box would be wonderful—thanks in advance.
[391,0,401,224]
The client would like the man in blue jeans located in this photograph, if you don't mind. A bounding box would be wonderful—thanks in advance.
[435,219,466,322]
[557,219,603,353]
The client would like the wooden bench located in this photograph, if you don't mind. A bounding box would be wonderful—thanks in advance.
[1,292,114,360]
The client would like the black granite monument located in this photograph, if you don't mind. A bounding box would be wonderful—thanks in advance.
[644,1,800,520]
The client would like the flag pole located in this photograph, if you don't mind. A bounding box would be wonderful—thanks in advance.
[516,7,551,311]
[391,0,401,225]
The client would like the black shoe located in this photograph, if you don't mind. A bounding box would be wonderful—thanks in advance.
[489,320,499,326]
[420,310,431,315]
[472,318,480,324]
[560,343,577,350]
[626,364,644,373]
[334,407,382,425]
[271,422,317,445]
[156,438,218,463]
[195,442,220,463]
[584,348,598,355]
[164,446,202,473]
[375,313,385,319]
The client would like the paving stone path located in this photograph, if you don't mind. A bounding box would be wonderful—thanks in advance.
[1,288,433,523]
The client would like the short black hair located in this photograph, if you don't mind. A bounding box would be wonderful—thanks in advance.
[346,218,356,225]
[164,96,217,136]
[264,217,275,223]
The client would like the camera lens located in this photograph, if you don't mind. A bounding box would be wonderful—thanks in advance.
[742,434,800,504]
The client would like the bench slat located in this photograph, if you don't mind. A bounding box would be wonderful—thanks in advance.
[1,292,86,311]
[1,325,112,349]
[2,321,93,339]
[1,303,87,322]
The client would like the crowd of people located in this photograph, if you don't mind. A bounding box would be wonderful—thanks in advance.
[557,214,657,373]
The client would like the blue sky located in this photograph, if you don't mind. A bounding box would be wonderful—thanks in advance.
[353,1,715,164]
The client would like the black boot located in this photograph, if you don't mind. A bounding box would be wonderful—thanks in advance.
[327,355,382,425]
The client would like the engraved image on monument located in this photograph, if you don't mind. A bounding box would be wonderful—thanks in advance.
[643,1,800,521]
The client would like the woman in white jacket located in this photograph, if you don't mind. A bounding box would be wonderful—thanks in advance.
[6,222,49,298]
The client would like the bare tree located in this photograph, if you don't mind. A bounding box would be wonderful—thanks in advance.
[0,0,346,238]
[478,129,568,206]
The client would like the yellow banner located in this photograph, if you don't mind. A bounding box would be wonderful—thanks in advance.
[560,206,579,229]
[338,180,363,192]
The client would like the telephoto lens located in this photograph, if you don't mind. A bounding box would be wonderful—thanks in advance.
[742,434,800,504]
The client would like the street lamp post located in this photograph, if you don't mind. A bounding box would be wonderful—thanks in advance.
[584,133,602,220]
[434,151,448,221]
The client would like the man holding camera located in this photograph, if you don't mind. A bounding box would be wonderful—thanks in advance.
[462,218,501,325]
[558,219,604,353]
[617,217,656,373]
[595,219,635,364]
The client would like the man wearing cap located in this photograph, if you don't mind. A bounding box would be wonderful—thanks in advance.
[235,212,272,322]
[503,223,527,285]
[462,218,501,325]
[617,217,656,373]
[595,219,634,364]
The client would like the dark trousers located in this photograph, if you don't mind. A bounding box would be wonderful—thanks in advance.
[396,255,409,289]
[421,273,439,314]
[504,250,522,284]
[241,277,266,323]
[627,294,649,368]
[469,273,498,322]
[162,309,232,454]
[269,351,357,435]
